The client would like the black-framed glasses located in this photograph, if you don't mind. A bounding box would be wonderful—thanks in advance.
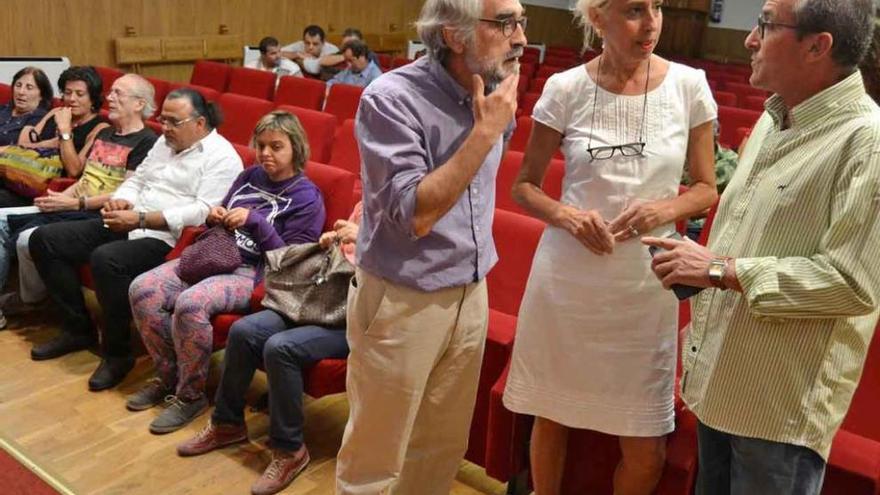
[479,16,528,38]
[586,55,651,162]
[756,16,799,39]
[156,115,197,128]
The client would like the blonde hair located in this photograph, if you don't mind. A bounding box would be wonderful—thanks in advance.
[251,111,310,173]
[574,0,610,52]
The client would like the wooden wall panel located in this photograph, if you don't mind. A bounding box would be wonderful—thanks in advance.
[2,0,581,83]
[701,27,752,63]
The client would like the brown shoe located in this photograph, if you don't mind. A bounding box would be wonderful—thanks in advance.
[176,421,247,457]
[251,446,310,495]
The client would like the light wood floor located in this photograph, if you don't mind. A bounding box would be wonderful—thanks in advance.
[0,311,507,495]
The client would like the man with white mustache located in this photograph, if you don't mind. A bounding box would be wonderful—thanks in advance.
[334,0,526,494]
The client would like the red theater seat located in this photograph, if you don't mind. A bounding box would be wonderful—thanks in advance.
[95,66,124,94]
[743,95,766,112]
[227,66,276,101]
[143,77,170,118]
[232,143,256,168]
[190,60,231,93]
[328,119,362,202]
[717,106,762,149]
[0,83,10,105]
[536,65,567,79]
[712,90,737,108]
[391,57,411,69]
[275,105,338,164]
[529,77,548,93]
[274,76,325,110]
[323,83,364,123]
[494,151,563,216]
[724,82,769,106]
[167,83,221,103]
[216,93,274,146]
[517,92,540,117]
[508,116,564,160]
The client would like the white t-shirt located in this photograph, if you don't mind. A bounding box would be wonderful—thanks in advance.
[244,57,303,78]
[281,40,339,75]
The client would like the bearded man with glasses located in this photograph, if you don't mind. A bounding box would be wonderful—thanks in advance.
[644,0,880,493]
[334,0,525,493]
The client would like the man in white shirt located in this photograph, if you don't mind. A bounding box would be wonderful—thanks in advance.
[281,25,340,76]
[29,87,242,392]
[246,36,302,78]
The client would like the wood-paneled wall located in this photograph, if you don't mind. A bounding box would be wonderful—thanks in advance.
[701,27,752,63]
[0,0,580,82]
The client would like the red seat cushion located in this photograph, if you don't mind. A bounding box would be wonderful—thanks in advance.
[303,161,356,232]
[488,209,545,317]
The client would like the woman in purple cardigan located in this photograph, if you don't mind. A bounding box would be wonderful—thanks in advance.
[127,111,325,434]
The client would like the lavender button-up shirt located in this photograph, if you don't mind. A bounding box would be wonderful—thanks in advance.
[354,56,511,292]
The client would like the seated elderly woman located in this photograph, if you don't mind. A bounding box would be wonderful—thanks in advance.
[176,202,361,495]
[0,67,53,146]
[127,110,326,434]
[0,74,158,329]
[0,65,108,207]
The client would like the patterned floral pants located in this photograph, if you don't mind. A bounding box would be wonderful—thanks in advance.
[129,259,256,401]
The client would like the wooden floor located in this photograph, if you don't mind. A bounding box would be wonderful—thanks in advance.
[0,311,507,495]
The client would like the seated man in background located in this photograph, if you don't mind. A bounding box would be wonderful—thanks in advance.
[682,120,738,240]
[325,40,383,92]
[281,25,339,77]
[28,87,242,392]
[0,74,158,327]
[246,36,302,78]
[322,27,381,67]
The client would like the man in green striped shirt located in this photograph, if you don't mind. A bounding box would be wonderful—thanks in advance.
[644,0,880,493]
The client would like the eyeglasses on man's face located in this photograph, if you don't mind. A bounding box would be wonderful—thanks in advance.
[156,115,197,129]
[586,142,646,161]
[756,15,799,40]
[479,16,528,38]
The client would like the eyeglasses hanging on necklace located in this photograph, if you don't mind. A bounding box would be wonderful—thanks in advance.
[585,54,651,161]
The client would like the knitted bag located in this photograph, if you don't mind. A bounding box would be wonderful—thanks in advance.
[175,225,242,284]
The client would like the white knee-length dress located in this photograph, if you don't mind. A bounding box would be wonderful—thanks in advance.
[503,61,716,436]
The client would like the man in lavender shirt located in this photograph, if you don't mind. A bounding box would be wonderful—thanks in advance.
[334,0,527,493]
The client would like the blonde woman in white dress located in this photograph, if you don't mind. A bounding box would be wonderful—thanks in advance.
[502,0,718,493]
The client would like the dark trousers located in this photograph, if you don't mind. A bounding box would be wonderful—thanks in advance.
[29,218,171,357]
[0,185,32,208]
[212,309,349,451]
[696,421,826,495]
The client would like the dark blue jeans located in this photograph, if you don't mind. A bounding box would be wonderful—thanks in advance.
[212,309,349,451]
[696,421,826,495]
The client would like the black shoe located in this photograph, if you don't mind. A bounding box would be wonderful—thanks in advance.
[31,332,95,361]
[88,356,135,391]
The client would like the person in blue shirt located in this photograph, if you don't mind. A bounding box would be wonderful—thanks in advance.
[325,39,383,92]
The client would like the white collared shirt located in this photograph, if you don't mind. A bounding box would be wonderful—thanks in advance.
[112,129,243,246]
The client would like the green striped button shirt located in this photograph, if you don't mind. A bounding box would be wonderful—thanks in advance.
[684,71,880,459]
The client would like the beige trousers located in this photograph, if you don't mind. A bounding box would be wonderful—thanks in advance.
[335,268,489,495]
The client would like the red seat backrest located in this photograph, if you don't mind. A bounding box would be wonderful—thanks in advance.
[275,104,338,164]
[190,60,231,93]
[0,83,11,105]
[517,74,530,96]
[323,83,364,123]
[274,76,326,110]
[509,116,533,153]
[328,119,361,178]
[724,82,769,102]
[303,161,356,231]
[743,95,766,112]
[495,151,565,215]
[94,66,124,94]
[216,93,274,146]
[543,55,578,68]
[518,92,541,117]
[536,64,567,79]
[167,83,221,103]
[227,67,276,101]
[145,119,162,136]
[519,61,537,80]
[488,209,546,316]
[377,53,392,71]
[232,143,257,168]
[391,57,411,69]
[143,77,170,119]
[717,105,762,149]
[713,90,737,108]
[529,77,548,94]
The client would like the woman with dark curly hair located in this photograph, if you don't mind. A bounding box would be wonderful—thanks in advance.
[0,66,108,207]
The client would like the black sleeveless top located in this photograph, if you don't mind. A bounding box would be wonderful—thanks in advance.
[38,113,106,153]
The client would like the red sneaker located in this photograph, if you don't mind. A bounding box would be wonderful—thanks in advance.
[251,446,310,495]
[176,421,247,457]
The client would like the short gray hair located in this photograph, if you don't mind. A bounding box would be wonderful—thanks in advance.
[794,0,875,70]
[122,74,156,119]
[416,0,482,62]
[573,0,610,52]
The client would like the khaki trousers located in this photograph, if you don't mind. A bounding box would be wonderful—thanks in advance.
[335,268,489,495]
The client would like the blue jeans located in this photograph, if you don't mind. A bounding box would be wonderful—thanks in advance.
[212,309,349,451]
[696,421,826,495]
